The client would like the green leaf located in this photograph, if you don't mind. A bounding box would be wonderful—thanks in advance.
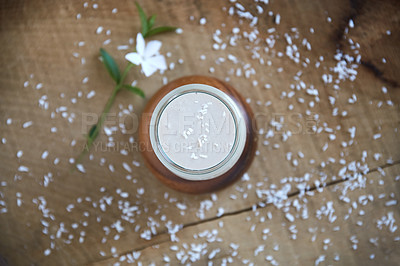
[88,124,99,140]
[122,84,145,98]
[100,48,121,83]
[145,26,177,38]
[135,2,148,36]
[148,15,156,29]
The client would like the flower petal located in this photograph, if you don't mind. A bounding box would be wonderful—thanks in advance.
[141,61,158,77]
[148,55,167,71]
[144,40,162,58]
[136,33,145,55]
[125,52,142,65]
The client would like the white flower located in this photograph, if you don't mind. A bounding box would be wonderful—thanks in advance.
[125,33,167,77]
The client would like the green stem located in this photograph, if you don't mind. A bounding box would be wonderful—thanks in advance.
[88,84,119,147]
[121,62,134,82]
[74,63,134,168]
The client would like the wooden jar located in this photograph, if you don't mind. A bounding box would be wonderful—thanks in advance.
[139,76,257,193]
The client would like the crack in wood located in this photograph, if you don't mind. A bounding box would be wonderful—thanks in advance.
[360,60,399,88]
[335,0,399,88]
[89,160,400,264]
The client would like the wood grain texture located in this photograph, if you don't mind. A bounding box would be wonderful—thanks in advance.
[340,0,400,87]
[0,0,399,265]
[95,164,400,265]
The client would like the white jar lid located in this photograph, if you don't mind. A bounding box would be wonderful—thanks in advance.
[149,83,247,181]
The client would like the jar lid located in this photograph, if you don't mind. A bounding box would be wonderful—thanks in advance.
[149,83,247,181]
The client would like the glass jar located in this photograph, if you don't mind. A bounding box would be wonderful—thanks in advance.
[139,76,257,193]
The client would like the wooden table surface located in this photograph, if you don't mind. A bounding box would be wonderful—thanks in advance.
[1,0,399,265]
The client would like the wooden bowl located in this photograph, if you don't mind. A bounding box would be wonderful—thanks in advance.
[139,75,257,193]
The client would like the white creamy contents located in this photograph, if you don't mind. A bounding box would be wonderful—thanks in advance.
[157,92,236,171]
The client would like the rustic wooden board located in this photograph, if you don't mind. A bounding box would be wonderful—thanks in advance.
[95,164,400,265]
[0,0,399,265]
